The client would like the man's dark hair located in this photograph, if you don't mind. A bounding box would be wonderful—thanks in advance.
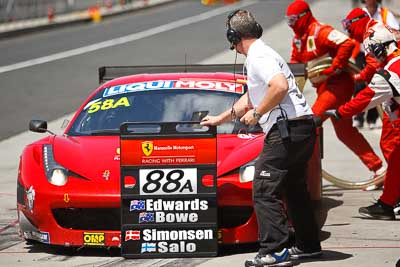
[228,10,261,39]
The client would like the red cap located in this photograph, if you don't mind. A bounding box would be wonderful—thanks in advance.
[343,8,370,42]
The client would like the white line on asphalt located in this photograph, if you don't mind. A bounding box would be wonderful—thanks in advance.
[0,0,257,74]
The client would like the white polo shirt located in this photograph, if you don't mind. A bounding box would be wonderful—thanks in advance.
[245,39,313,134]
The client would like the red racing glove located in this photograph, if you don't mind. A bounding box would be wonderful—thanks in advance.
[321,66,340,76]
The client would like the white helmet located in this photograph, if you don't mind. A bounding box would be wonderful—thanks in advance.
[363,23,398,61]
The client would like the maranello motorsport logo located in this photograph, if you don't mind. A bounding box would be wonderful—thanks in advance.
[141,141,195,157]
[125,228,213,253]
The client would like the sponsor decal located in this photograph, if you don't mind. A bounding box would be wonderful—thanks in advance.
[111,235,120,242]
[142,141,153,156]
[306,36,316,52]
[130,200,145,211]
[114,148,120,161]
[23,231,50,244]
[327,29,348,44]
[102,170,110,180]
[237,133,257,139]
[139,168,197,195]
[25,186,35,211]
[63,193,70,203]
[139,212,155,223]
[85,96,130,114]
[125,230,141,241]
[124,176,136,189]
[83,232,105,246]
[260,171,271,177]
[294,38,301,52]
[102,80,244,97]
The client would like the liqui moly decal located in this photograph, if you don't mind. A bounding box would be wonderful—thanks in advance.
[103,80,244,97]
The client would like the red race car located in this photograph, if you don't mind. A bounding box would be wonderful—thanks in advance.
[17,64,321,248]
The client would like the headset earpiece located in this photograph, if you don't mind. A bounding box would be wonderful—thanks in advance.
[226,9,242,49]
[255,22,263,39]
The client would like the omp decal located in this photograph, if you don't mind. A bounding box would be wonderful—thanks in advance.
[102,80,244,97]
[87,96,130,113]
[83,232,105,246]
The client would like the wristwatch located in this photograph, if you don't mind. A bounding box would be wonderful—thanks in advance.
[253,109,262,120]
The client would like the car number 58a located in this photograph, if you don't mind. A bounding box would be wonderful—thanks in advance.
[139,168,197,195]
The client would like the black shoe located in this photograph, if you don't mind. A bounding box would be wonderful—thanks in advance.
[359,200,395,220]
[288,246,322,259]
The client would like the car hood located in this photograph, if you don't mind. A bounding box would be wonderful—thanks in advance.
[53,136,120,184]
[52,133,264,181]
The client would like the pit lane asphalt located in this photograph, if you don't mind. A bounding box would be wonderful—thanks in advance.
[0,0,295,141]
[0,0,399,266]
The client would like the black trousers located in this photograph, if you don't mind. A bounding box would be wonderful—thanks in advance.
[253,118,321,255]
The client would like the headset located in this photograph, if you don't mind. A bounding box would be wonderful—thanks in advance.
[226,9,263,50]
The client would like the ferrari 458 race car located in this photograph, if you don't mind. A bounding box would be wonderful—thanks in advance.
[17,64,322,248]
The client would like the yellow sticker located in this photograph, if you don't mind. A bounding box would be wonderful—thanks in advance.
[83,232,105,246]
[88,97,130,114]
[306,36,316,52]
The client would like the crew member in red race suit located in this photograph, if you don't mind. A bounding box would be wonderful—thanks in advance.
[343,7,400,164]
[286,0,384,179]
[325,23,400,220]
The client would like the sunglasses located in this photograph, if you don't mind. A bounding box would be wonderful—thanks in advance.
[285,9,310,26]
[341,13,369,33]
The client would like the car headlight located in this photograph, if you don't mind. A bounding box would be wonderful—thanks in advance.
[239,158,258,183]
[43,144,68,186]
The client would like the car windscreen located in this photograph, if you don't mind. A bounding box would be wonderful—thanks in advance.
[67,89,263,136]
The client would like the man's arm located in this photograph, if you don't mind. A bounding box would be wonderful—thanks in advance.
[326,72,394,118]
[320,27,355,76]
[240,73,288,126]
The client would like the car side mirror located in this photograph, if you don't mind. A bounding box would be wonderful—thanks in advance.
[29,120,48,133]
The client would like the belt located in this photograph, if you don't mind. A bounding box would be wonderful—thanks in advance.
[289,115,314,121]
[287,115,315,126]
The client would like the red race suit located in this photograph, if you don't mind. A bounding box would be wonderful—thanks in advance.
[290,19,383,172]
[338,50,400,206]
